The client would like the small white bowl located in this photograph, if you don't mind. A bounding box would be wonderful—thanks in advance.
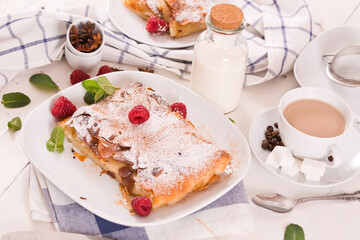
[65,45,101,72]
[66,18,105,57]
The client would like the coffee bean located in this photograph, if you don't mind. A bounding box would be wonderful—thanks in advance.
[274,122,278,128]
[328,155,334,162]
[268,144,274,151]
[261,123,284,151]
[271,131,279,137]
[261,140,269,149]
[267,126,274,132]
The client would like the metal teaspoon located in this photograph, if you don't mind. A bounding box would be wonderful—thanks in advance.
[252,190,360,213]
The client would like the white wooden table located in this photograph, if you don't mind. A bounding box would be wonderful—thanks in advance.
[0,0,360,239]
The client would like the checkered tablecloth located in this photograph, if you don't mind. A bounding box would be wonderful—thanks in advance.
[0,0,322,87]
[29,165,255,239]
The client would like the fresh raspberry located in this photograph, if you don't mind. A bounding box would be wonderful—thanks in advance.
[171,102,187,119]
[70,69,90,85]
[146,16,169,34]
[96,65,114,76]
[131,196,152,216]
[51,96,77,118]
[128,105,150,124]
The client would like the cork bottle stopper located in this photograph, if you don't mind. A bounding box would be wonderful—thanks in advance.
[210,3,244,30]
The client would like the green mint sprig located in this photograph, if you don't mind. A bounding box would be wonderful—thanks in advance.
[8,117,22,131]
[30,73,59,91]
[47,126,65,153]
[284,223,305,240]
[1,92,31,108]
[82,76,119,105]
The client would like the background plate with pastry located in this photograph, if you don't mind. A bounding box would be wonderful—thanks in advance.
[107,0,211,48]
[21,71,251,227]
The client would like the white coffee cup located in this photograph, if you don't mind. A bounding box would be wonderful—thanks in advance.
[278,87,353,168]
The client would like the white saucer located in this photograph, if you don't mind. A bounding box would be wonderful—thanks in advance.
[294,26,360,121]
[249,106,360,187]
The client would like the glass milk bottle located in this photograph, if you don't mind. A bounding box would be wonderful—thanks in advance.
[190,3,248,113]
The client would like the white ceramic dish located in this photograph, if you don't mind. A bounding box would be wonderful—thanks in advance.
[66,18,105,57]
[294,26,360,121]
[249,106,360,187]
[22,71,251,227]
[64,46,102,72]
[107,0,199,49]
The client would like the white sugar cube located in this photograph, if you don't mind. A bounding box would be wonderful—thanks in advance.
[304,174,321,182]
[281,157,302,177]
[276,146,295,167]
[265,148,281,169]
[300,158,327,177]
[265,146,295,169]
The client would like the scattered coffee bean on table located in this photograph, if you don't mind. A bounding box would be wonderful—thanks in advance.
[261,122,284,151]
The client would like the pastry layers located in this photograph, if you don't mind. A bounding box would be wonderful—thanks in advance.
[59,82,231,209]
[122,0,161,20]
[122,0,212,37]
[158,0,210,37]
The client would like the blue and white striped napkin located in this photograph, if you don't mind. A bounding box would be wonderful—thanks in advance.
[29,165,255,239]
[0,0,321,87]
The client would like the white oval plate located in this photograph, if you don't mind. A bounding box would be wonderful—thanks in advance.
[21,71,251,227]
[294,26,360,121]
[107,0,199,49]
[249,106,360,187]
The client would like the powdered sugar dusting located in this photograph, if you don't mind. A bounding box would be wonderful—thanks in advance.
[166,0,213,25]
[67,82,226,196]
[146,0,162,17]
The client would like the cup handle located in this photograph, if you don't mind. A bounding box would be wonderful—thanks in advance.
[326,144,343,168]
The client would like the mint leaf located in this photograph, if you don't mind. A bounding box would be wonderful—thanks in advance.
[97,76,119,95]
[284,224,305,240]
[229,117,235,124]
[81,77,117,104]
[30,73,59,91]
[1,92,31,108]
[94,89,106,102]
[84,91,95,104]
[82,80,101,93]
[7,117,22,131]
[47,126,65,153]
[83,90,107,105]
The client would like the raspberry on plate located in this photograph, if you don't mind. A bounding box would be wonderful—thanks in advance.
[146,16,169,34]
[131,196,152,216]
[51,96,77,118]
[171,102,187,119]
[96,65,114,76]
[70,69,90,85]
[128,105,150,124]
